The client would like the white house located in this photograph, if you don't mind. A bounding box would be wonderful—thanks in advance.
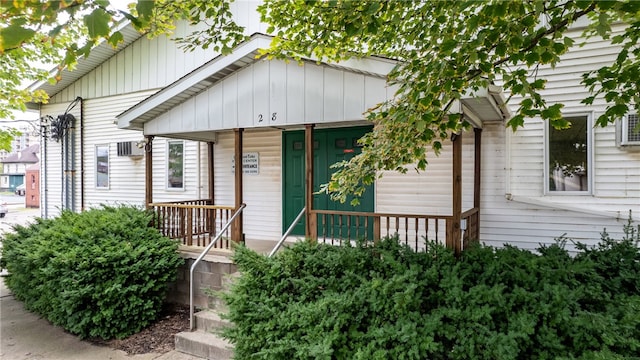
[29,4,639,255]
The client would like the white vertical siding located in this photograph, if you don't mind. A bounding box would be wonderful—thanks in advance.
[144,59,391,134]
[47,2,266,104]
[44,27,207,103]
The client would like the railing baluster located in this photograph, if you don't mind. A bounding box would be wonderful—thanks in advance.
[338,215,343,245]
[385,216,390,238]
[414,218,418,251]
[151,203,467,254]
[425,218,430,244]
[322,214,327,243]
[404,217,408,245]
[373,216,380,242]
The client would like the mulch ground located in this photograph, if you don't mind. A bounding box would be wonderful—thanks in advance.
[89,303,190,355]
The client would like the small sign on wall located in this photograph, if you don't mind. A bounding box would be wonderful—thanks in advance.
[232,152,259,175]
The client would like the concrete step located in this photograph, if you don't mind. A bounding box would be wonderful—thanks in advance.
[174,330,233,360]
[195,310,230,333]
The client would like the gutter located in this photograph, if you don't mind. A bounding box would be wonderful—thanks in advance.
[504,193,627,221]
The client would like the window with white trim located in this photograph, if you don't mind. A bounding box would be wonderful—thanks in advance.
[621,113,640,145]
[167,140,184,189]
[95,144,109,188]
[547,115,591,193]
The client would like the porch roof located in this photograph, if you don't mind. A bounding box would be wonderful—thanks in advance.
[116,33,398,131]
[116,33,510,135]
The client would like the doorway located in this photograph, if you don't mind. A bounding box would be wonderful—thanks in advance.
[283,126,374,237]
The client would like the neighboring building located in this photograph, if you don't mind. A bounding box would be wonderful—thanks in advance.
[0,124,38,161]
[28,5,638,254]
[25,163,40,208]
[1,144,39,192]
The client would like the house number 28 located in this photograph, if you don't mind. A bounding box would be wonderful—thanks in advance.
[257,113,277,122]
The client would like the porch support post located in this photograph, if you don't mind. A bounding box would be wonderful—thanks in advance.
[474,128,482,237]
[450,132,462,256]
[144,135,154,209]
[207,141,215,204]
[233,128,244,243]
[305,124,316,241]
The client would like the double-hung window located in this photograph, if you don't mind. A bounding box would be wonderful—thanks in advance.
[96,145,109,188]
[547,114,591,193]
[167,140,184,190]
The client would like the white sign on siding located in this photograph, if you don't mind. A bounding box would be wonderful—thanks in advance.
[232,152,259,175]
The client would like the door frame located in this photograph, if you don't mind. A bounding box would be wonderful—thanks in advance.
[282,125,374,235]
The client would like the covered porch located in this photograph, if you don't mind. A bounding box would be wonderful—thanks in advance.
[116,34,509,256]
[144,124,484,256]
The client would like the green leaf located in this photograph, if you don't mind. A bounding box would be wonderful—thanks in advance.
[136,1,155,20]
[0,23,36,51]
[84,8,111,39]
[345,22,358,37]
[107,31,124,48]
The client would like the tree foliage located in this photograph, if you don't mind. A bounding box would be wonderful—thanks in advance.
[0,0,241,119]
[2,1,638,203]
[256,0,640,204]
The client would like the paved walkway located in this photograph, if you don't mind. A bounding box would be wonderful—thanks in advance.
[0,278,202,360]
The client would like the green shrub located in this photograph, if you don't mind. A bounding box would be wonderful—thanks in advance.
[0,205,183,339]
[223,227,640,359]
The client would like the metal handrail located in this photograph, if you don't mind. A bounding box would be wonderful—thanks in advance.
[269,207,306,258]
[189,203,246,330]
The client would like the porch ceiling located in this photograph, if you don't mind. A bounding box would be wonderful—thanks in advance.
[457,85,512,128]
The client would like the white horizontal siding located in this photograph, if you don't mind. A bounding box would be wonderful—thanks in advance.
[82,90,158,208]
[376,133,477,216]
[213,129,282,242]
[479,23,640,249]
[481,122,638,252]
[375,131,478,245]
[40,101,82,218]
[144,59,391,134]
[151,138,208,203]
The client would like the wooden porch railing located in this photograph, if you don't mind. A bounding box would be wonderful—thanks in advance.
[149,201,481,254]
[461,207,480,249]
[149,200,236,250]
[310,210,454,252]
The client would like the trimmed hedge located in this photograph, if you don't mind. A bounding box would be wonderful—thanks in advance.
[0,205,183,339]
[223,222,640,359]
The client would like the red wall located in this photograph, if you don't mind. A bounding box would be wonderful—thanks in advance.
[25,168,39,208]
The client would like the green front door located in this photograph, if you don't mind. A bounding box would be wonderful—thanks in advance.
[283,126,374,237]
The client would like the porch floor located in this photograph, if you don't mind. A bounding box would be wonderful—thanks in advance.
[178,239,283,258]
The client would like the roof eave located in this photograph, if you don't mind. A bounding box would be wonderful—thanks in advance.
[27,20,144,99]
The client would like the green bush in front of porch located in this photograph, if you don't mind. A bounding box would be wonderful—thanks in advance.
[223,222,640,359]
[0,205,183,339]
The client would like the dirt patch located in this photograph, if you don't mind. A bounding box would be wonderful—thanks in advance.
[90,303,190,355]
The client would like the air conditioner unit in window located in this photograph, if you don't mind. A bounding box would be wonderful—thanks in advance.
[116,141,145,157]
[621,113,640,146]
